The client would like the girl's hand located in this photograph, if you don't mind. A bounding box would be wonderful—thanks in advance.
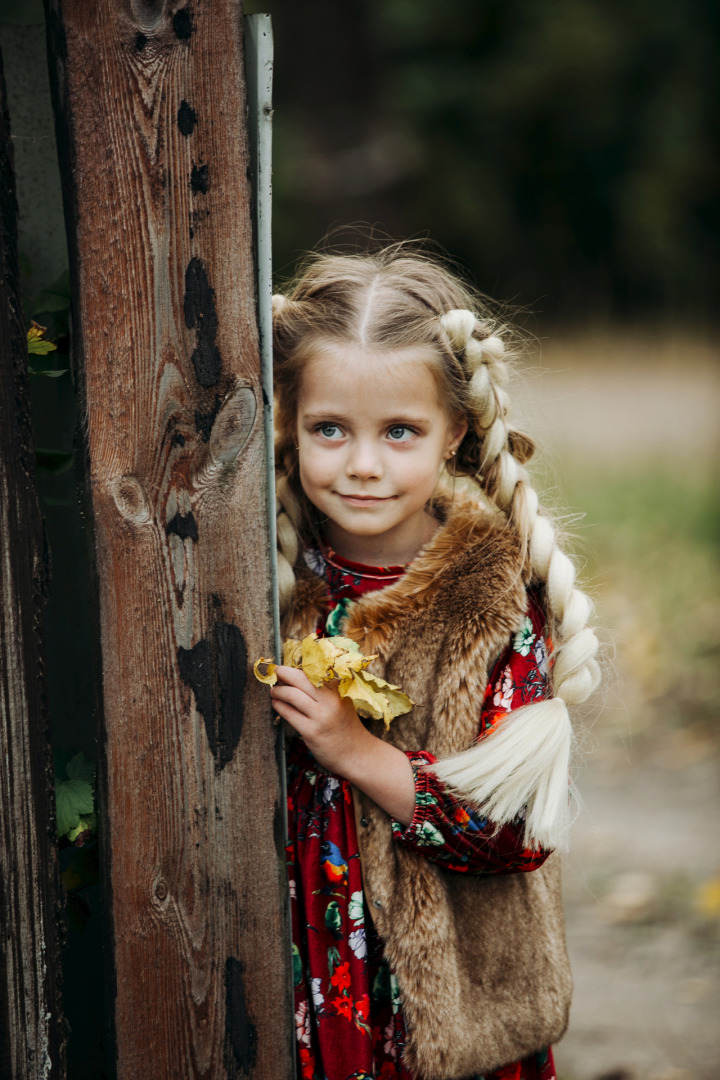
[269,665,416,824]
[270,665,368,776]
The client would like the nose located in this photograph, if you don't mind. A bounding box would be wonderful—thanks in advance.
[346,437,383,481]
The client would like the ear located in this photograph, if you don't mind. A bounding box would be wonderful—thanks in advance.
[445,416,469,459]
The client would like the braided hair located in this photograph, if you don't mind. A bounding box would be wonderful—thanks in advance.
[272,244,600,849]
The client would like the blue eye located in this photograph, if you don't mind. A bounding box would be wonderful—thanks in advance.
[317,423,343,439]
[387,425,415,441]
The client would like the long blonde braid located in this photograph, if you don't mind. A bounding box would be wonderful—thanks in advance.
[429,309,601,849]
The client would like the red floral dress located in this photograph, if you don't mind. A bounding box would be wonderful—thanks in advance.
[287,544,559,1080]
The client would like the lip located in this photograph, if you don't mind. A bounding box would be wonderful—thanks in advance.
[336,493,394,506]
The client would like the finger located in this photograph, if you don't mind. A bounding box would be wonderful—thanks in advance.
[273,665,318,695]
[271,683,317,716]
[271,696,310,733]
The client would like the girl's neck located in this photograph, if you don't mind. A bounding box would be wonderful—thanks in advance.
[324,509,439,567]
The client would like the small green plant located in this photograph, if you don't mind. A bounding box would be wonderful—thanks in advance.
[27,319,65,370]
[54,750,97,845]
[55,751,100,935]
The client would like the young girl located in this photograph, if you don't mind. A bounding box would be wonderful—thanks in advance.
[267,246,600,1080]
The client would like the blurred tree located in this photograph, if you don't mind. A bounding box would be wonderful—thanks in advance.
[253,0,719,321]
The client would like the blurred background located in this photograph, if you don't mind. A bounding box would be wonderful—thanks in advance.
[2,0,719,1077]
[253,5,720,1076]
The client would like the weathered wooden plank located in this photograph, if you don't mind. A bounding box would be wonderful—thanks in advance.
[46,2,293,1076]
[0,44,66,1080]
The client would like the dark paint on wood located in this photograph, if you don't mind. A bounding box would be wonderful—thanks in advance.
[178,99,197,136]
[166,511,199,542]
[184,256,222,387]
[173,8,194,41]
[191,161,209,193]
[135,33,148,51]
[224,958,257,1078]
[177,622,247,769]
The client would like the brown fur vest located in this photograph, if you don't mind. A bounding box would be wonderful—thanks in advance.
[284,500,572,1079]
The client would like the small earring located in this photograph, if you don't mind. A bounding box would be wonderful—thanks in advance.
[294,445,299,451]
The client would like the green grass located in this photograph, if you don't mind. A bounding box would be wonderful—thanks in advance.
[560,463,720,736]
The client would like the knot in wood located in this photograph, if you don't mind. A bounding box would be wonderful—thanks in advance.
[111,476,151,523]
[208,386,256,466]
[129,0,168,34]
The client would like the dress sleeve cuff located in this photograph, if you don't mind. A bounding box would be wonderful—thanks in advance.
[390,751,439,844]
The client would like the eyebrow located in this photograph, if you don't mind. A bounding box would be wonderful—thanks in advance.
[301,412,432,425]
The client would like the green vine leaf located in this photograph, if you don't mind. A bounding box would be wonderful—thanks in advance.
[56,779,94,837]
[55,752,96,839]
[66,752,95,784]
[28,366,69,378]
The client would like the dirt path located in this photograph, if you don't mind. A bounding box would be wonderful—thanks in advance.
[517,330,720,462]
[520,332,720,1080]
[558,730,720,1080]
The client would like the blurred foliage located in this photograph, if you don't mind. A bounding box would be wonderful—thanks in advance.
[564,462,720,736]
[0,0,43,24]
[252,0,719,321]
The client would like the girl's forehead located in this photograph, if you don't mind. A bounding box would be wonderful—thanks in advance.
[299,342,443,403]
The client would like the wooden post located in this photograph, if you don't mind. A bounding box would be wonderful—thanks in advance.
[0,46,66,1080]
[46,1,293,1076]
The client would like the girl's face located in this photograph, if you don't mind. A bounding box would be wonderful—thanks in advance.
[296,343,467,564]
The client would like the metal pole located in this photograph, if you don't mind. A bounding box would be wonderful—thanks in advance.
[245,14,281,663]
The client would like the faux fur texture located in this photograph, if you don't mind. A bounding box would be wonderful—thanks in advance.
[283,499,572,1079]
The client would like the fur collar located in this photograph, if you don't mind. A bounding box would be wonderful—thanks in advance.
[283,495,528,650]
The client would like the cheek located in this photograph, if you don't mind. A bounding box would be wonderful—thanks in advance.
[392,454,444,496]
[298,447,332,492]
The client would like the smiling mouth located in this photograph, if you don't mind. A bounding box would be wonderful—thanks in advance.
[337,493,394,504]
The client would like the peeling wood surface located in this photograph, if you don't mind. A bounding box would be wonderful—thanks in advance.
[0,47,65,1080]
[46,1,292,1075]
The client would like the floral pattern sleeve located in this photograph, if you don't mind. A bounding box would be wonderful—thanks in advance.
[391,590,553,874]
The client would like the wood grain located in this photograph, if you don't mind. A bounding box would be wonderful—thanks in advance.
[0,46,65,1080]
[46,2,293,1075]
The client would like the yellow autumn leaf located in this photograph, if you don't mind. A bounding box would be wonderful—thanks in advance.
[329,635,362,655]
[253,633,414,729]
[337,673,384,721]
[282,638,304,668]
[328,636,375,679]
[27,320,57,355]
[338,671,414,730]
[303,634,346,686]
[361,672,416,728]
[253,658,278,686]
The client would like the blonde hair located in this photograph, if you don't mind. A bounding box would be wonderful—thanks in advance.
[272,243,600,849]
